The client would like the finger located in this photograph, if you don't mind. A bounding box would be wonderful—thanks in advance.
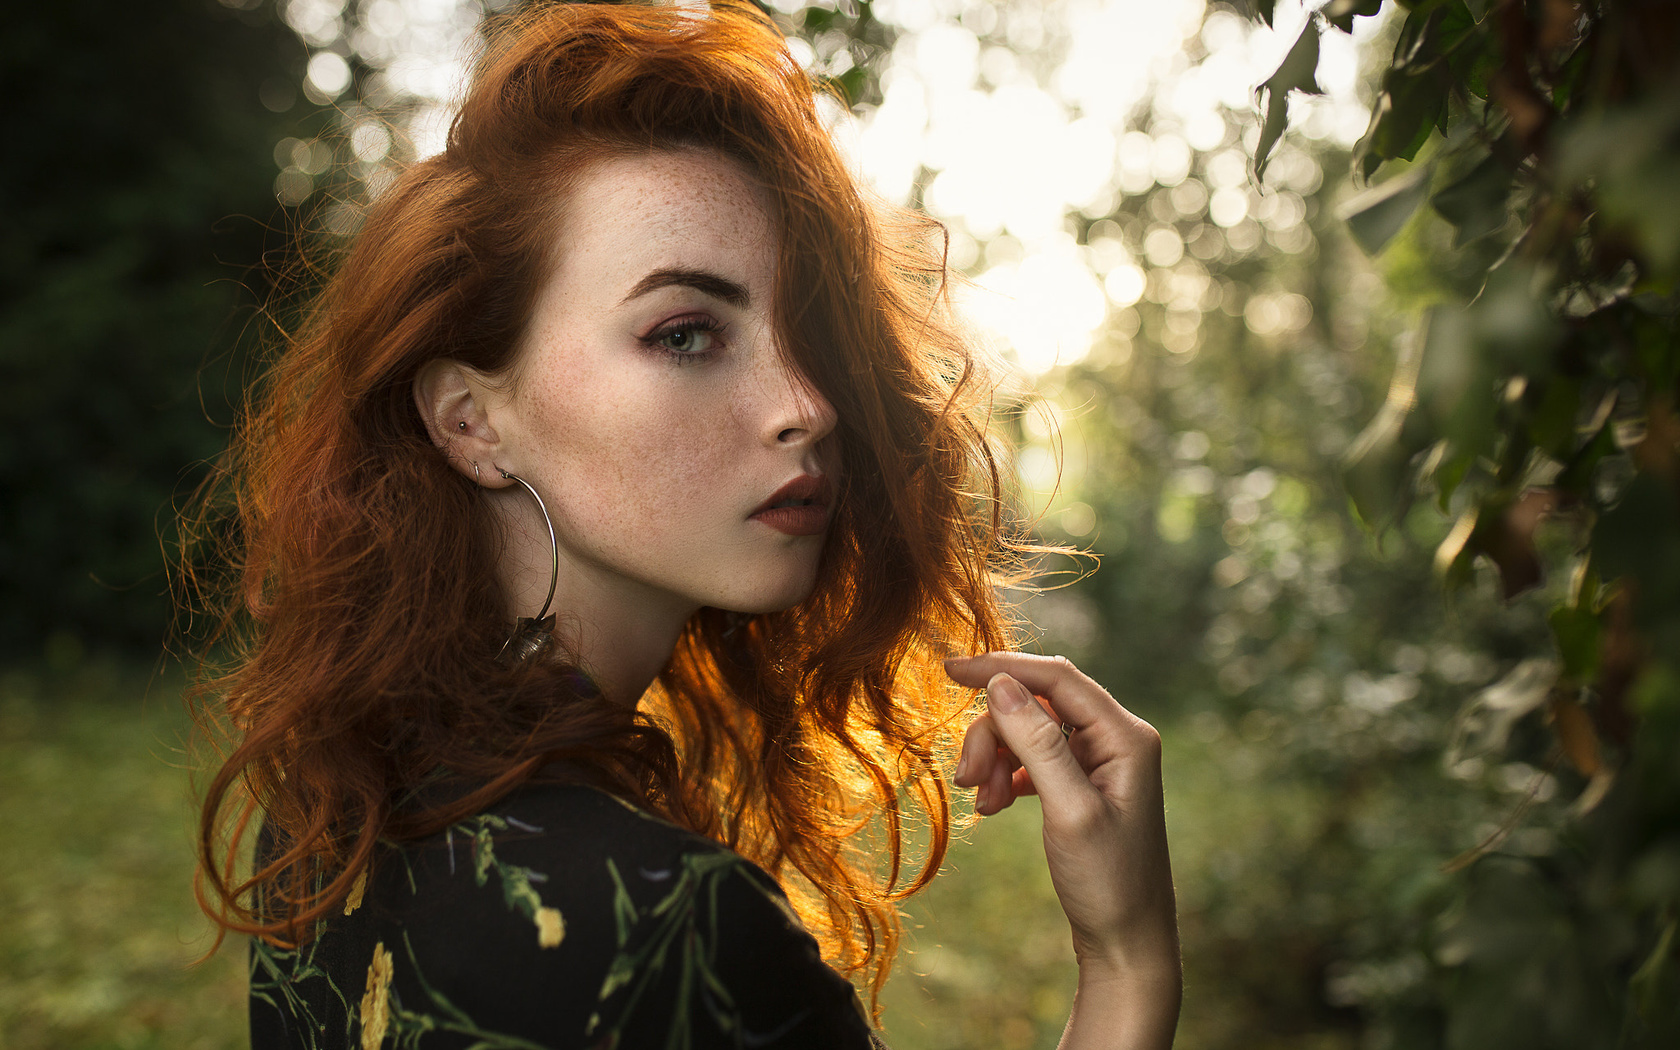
[982,743,1015,815]
[947,652,1149,740]
[1010,766,1039,797]
[982,672,1098,812]
[955,711,1002,788]
[958,713,1027,814]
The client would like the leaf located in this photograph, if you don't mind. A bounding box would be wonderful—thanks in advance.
[1553,414,1615,496]
[1469,489,1557,600]
[1523,376,1580,461]
[1431,150,1514,246]
[1435,507,1478,585]
[1434,443,1475,512]
[1384,69,1450,159]
[1415,305,1497,458]
[1548,603,1600,682]
[1465,38,1500,100]
[1629,917,1680,1026]
[830,65,868,107]
[1595,474,1680,630]
[1354,75,1447,179]
[1468,259,1561,372]
[1340,166,1432,254]
[1550,41,1593,111]
[1635,312,1680,392]
[1391,5,1439,69]
[1569,557,1603,612]
[1344,325,1427,525]
[1445,657,1560,766]
[1355,3,1478,177]
[1253,21,1323,183]
[1607,159,1680,282]
[801,6,838,32]
[1549,690,1602,775]
[1391,1,1477,70]
[1555,100,1680,281]
[1343,400,1418,527]
[1325,0,1385,33]
[1434,1,1482,70]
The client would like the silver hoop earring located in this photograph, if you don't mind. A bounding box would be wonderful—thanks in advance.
[472,461,481,486]
[495,468,559,665]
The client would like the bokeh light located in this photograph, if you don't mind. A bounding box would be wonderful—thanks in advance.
[831,0,1376,377]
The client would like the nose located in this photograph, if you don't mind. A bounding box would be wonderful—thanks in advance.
[760,351,837,449]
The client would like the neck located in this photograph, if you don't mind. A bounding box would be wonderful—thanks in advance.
[488,488,696,706]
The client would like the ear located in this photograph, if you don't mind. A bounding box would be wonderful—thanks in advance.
[413,359,514,488]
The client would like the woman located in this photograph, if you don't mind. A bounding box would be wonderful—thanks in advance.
[187,3,1180,1047]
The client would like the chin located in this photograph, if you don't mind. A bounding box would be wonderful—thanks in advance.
[722,577,820,616]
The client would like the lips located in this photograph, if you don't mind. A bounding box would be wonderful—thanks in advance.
[750,473,833,536]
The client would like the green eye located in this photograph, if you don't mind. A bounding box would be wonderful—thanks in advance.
[646,318,723,360]
[660,327,710,353]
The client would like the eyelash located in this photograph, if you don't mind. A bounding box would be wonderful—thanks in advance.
[641,315,725,364]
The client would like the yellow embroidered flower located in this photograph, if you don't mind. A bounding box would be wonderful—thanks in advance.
[360,942,393,1050]
[344,869,367,916]
[536,905,565,948]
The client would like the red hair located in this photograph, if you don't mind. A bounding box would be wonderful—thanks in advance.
[183,0,1020,1007]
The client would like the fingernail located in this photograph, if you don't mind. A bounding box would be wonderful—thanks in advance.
[976,782,989,813]
[943,655,972,667]
[988,673,1028,713]
[955,752,969,781]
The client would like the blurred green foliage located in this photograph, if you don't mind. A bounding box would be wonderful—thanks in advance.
[1242,0,1680,1044]
[0,0,325,661]
[0,666,244,1047]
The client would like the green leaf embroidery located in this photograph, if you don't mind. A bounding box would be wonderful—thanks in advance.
[589,851,777,1047]
[456,814,564,947]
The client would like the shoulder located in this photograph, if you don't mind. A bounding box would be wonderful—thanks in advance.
[465,783,878,1046]
[256,782,877,1049]
[474,779,724,865]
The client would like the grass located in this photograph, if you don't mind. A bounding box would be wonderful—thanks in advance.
[0,663,245,1049]
[879,796,1079,1050]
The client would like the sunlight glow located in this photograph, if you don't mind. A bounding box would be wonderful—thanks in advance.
[852,0,1375,375]
[961,234,1109,375]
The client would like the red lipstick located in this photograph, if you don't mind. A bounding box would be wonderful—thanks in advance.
[750,474,832,536]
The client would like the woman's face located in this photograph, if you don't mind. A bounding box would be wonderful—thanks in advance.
[487,147,839,622]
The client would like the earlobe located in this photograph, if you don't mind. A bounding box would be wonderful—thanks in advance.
[412,359,510,487]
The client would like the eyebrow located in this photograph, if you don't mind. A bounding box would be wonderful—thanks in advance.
[618,267,750,308]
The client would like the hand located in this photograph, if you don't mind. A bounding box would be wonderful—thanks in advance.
[946,652,1180,1048]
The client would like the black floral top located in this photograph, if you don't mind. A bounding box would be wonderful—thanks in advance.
[249,783,884,1049]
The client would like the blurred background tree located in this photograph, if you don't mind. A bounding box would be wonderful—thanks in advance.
[1236,0,1680,1045]
[0,0,330,663]
[5,0,1677,1048]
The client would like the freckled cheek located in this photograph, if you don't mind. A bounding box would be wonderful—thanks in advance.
[554,397,741,528]
[633,410,739,511]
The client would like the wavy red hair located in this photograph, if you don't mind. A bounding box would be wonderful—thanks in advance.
[182,0,1021,1007]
